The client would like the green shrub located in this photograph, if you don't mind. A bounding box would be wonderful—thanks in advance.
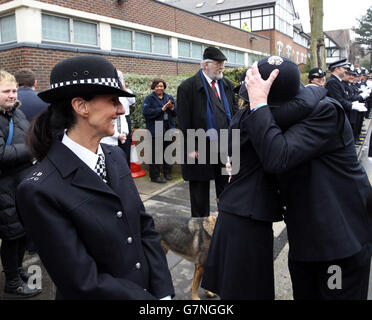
[125,67,310,129]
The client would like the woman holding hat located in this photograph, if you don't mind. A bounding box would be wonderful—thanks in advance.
[16,55,174,300]
[202,57,327,299]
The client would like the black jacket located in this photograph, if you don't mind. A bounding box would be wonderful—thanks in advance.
[16,139,174,299]
[0,108,31,240]
[326,74,353,115]
[177,71,238,181]
[245,97,372,261]
[219,86,326,222]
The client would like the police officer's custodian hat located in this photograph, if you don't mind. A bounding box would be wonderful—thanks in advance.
[238,56,300,104]
[308,68,326,79]
[38,55,135,103]
[328,58,348,70]
[203,47,227,61]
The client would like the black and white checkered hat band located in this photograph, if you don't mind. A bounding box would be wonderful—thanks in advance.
[50,78,120,89]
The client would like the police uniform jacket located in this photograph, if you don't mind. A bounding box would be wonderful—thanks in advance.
[245,97,372,261]
[16,138,174,299]
[219,85,326,222]
[176,71,238,181]
[326,74,353,115]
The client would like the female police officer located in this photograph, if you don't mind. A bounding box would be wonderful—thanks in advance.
[16,56,174,300]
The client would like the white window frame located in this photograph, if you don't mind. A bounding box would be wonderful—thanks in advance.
[111,26,170,56]
[277,41,283,56]
[41,13,99,47]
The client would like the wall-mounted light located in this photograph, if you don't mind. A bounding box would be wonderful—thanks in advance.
[250,36,257,41]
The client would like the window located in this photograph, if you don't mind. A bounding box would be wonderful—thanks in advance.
[74,20,97,45]
[277,42,283,56]
[112,27,170,55]
[286,45,291,58]
[230,20,241,28]
[241,11,250,18]
[42,14,70,42]
[178,40,190,57]
[228,50,236,63]
[135,32,151,53]
[220,48,245,65]
[262,15,273,29]
[153,35,169,55]
[191,43,202,59]
[275,1,295,37]
[230,12,240,20]
[252,17,262,31]
[0,14,16,43]
[112,27,132,50]
[42,14,97,46]
[236,52,244,65]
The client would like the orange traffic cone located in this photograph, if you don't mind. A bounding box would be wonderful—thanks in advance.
[130,136,146,178]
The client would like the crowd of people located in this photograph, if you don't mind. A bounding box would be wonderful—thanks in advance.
[0,47,372,300]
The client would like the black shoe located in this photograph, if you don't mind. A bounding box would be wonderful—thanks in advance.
[18,268,32,282]
[4,280,42,299]
[151,177,166,183]
[164,174,173,181]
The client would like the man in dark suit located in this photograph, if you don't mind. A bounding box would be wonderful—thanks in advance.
[243,57,372,300]
[15,68,48,122]
[177,47,238,217]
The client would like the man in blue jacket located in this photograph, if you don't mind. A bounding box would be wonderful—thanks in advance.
[15,68,48,122]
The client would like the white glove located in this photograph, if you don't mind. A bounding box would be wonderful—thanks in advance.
[361,89,371,99]
[352,101,367,112]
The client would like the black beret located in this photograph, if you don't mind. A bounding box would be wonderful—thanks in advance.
[308,67,326,79]
[203,47,227,61]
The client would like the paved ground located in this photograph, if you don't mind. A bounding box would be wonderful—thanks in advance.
[0,120,371,300]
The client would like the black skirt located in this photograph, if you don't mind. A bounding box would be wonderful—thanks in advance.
[201,210,275,300]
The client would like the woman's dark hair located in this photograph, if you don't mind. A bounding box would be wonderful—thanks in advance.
[150,78,167,90]
[26,95,94,161]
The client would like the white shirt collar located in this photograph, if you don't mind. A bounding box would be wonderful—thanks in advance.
[333,74,343,82]
[202,71,221,97]
[202,71,215,86]
[62,131,104,172]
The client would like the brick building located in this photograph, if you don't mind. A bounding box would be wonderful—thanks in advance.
[0,0,271,91]
[165,0,310,65]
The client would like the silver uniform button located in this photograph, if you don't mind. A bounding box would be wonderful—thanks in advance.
[116,211,123,218]
[127,237,133,244]
[135,263,141,270]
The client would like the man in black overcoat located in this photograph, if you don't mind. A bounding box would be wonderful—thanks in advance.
[177,47,238,217]
[243,57,372,300]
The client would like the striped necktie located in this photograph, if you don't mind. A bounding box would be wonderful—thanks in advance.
[211,80,220,101]
[94,154,108,183]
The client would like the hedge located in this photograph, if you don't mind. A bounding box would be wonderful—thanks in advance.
[125,67,308,129]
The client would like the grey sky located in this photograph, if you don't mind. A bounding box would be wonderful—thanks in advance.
[292,0,371,33]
